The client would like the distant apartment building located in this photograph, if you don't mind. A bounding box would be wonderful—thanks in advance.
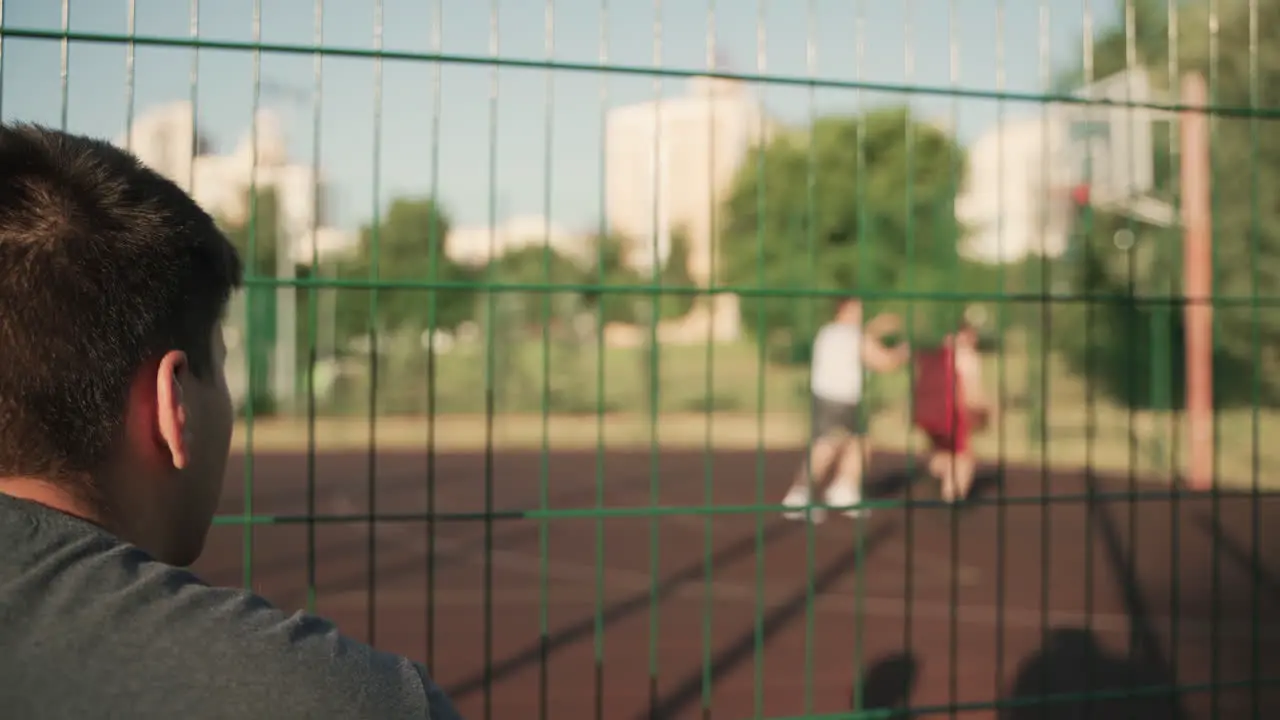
[446,215,593,269]
[605,75,773,286]
[118,101,354,264]
[955,115,1073,264]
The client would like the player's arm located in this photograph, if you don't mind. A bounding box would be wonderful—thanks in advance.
[863,312,901,338]
[861,335,909,373]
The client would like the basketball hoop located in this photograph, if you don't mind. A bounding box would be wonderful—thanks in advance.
[1070,184,1091,207]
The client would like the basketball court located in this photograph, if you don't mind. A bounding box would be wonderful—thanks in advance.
[196,448,1280,719]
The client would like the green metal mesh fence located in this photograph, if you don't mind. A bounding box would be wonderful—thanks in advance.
[5,0,1280,717]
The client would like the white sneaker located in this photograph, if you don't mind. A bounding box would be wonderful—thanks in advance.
[781,485,826,524]
[825,483,867,519]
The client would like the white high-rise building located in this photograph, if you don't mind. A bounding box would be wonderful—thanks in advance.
[605,76,773,286]
[118,101,354,264]
[446,215,594,269]
[956,115,1072,264]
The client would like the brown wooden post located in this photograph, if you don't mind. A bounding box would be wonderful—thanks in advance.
[1180,73,1214,490]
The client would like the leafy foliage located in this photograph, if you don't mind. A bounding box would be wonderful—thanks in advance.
[333,196,478,345]
[1052,0,1280,407]
[718,106,986,355]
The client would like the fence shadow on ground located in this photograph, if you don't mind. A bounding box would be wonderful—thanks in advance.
[998,626,1188,720]
[635,521,900,719]
[440,517,887,703]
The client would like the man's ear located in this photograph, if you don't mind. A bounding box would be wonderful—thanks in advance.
[154,350,191,471]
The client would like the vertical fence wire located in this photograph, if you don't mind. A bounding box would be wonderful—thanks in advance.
[945,3,962,713]
[900,3,919,707]
[1246,2,1263,716]
[701,3,719,715]
[537,3,555,717]
[483,4,500,716]
[1206,0,1222,715]
[593,2,610,717]
[304,0,324,620]
[993,0,1009,706]
[801,1,819,714]
[646,4,664,714]
[425,0,444,679]
[243,0,261,593]
[849,0,870,711]
[751,2,769,715]
[1035,3,1054,716]
[1164,2,1182,711]
[1079,1,1100,715]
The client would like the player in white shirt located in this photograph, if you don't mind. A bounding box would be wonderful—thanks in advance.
[782,296,910,523]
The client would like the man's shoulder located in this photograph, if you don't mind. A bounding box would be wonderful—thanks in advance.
[0,499,456,718]
[139,567,464,717]
[183,588,434,711]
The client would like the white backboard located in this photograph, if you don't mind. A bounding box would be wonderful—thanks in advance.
[1051,67,1169,209]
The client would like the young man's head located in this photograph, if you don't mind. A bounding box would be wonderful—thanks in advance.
[833,295,863,325]
[0,123,243,566]
[952,321,979,350]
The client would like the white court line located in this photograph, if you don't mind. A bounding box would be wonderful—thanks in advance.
[318,495,1278,642]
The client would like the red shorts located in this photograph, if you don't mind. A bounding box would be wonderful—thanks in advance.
[912,345,990,457]
[920,421,970,455]
[917,409,987,455]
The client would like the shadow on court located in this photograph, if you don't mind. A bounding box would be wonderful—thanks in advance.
[999,627,1186,720]
[634,521,899,719]
[851,651,920,714]
[440,516,800,699]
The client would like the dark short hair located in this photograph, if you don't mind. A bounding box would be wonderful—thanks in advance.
[0,123,243,485]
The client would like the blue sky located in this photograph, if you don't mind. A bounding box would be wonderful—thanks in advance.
[2,0,1120,231]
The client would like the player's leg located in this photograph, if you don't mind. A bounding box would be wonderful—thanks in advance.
[783,396,846,522]
[824,403,872,518]
[951,451,977,501]
[826,433,871,517]
[932,449,959,502]
[945,408,978,501]
[783,434,842,522]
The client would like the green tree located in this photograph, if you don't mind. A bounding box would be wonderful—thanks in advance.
[718,107,969,348]
[217,188,290,416]
[656,228,697,321]
[221,188,284,277]
[1052,0,1280,407]
[333,196,477,348]
[578,232,642,326]
[479,243,588,327]
[473,244,598,412]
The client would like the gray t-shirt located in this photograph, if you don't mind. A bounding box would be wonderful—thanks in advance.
[0,493,463,719]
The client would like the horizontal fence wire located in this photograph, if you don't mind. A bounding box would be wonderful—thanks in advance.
[5,0,1280,717]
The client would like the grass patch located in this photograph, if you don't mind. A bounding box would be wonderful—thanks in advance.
[239,336,1280,489]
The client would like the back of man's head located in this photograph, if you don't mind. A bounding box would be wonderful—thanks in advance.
[834,295,862,322]
[0,124,242,560]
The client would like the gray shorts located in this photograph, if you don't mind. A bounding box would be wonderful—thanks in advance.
[810,393,868,442]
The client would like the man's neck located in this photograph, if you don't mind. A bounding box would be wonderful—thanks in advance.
[0,478,106,527]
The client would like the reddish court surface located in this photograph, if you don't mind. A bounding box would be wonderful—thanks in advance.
[193,448,1280,719]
